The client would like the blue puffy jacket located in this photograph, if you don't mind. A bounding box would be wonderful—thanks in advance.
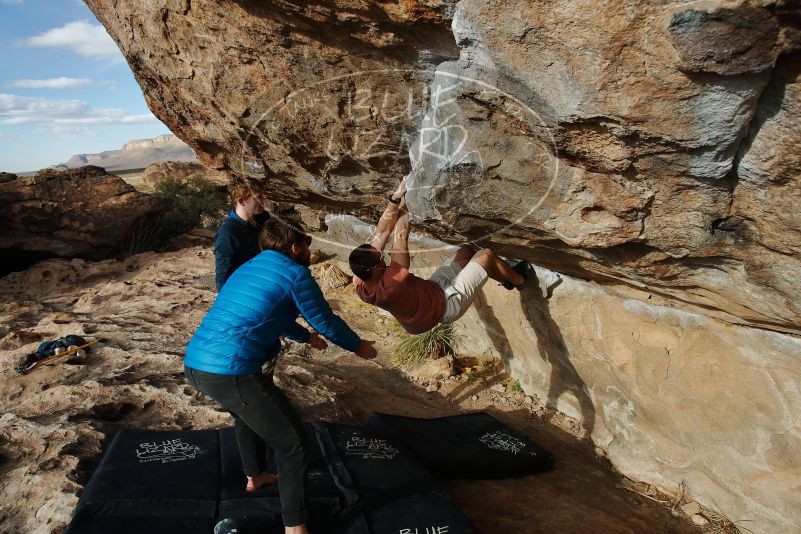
[185,250,361,375]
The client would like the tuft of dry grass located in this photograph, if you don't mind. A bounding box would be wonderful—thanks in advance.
[390,322,461,367]
[701,494,754,534]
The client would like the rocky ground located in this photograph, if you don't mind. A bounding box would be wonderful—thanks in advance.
[0,245,705,534]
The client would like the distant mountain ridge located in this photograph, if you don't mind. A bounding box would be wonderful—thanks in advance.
[63,134,196,171]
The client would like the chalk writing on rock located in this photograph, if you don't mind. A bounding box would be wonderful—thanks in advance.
[136,438,200,463]
[399,527,450,534]
[344,435,399,460]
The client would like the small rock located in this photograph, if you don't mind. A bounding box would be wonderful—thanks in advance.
[491,384,505,393]
[470,394,479,402]
[690,514,709,527]
[425,383,439,393]
[407,356,455,381]
[594,447,606,458]
[680,502,702,516]
[524,396,534,404]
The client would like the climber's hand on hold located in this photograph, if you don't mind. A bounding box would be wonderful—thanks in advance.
[307,333,328,351]
[356,339,378,359]
[392,174,409,201]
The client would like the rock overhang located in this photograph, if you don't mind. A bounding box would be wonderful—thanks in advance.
[84,0,801,333]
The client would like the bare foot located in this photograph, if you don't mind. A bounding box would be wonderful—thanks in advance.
[245,472,278,492]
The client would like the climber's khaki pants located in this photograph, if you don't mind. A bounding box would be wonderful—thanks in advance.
[428,256,489,324]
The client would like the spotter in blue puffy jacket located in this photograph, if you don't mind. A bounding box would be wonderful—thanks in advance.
[185,249,361,375]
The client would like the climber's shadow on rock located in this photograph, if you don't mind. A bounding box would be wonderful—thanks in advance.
[471,270,595,439]
[519,272,595,439]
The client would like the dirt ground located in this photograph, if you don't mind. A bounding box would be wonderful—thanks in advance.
[0,245,701,534]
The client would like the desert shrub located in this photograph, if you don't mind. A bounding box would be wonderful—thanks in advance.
[122,176,228,256]
[391,322,461,367]
[154,176,228,237]
[122,212,165,257]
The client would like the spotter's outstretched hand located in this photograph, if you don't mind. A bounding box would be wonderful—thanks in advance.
[356,339,378,359]
[307,333,328,350]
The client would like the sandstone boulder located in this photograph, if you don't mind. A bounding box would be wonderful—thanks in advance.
[85,0,801,333]
[0,166,170,269]
[142,160,229,189]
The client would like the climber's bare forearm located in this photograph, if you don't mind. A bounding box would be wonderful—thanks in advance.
[370,200,400,251]
[390,200,410,268]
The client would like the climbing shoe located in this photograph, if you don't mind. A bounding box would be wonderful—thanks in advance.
[501,260,533,290]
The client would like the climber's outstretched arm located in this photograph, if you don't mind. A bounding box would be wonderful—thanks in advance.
[369,201,400,252]
[369,175,408,252]
[390,199,410,268]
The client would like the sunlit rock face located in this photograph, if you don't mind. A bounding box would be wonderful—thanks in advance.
[142,160,229,189]
[0,166,170,270]
[86,0,800,332]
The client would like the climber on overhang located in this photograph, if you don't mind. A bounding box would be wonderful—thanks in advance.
[348,175,531,335]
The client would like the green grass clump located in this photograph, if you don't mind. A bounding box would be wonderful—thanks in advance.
[510,380,524,394]
[391,322,461,367]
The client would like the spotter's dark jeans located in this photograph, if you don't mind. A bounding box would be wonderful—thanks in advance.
[184,366,308,527]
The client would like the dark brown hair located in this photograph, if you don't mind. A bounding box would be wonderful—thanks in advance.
[258,218,308,253]
[348,244,381,281]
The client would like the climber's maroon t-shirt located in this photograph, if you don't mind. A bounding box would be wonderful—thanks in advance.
[354,261,445,334]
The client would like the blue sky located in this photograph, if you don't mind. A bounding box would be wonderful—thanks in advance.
[0,0,171,172]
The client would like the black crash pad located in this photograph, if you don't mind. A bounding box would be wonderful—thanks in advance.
[369,412,554,479]
[67,423,477,534]
[66,426,345,534]
[347,491,476,534]
[65,429,221,534]
[313,422,474,534]
[65,513,217,534]
[71,428,220,518]
[313,422,435,498]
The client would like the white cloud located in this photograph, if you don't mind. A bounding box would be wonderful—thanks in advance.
[24,21,121,59]
[0,94,158,130]
[48,125,91,137]
[8,78,118,90]
[11,77,93,89]
[0,0,24,5]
